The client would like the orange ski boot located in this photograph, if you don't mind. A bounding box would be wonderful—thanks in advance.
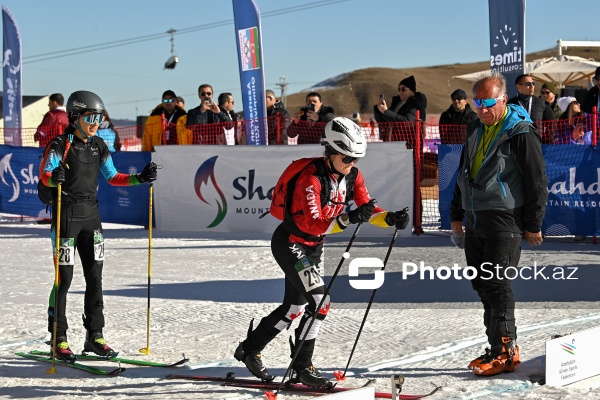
[473,337,520,376]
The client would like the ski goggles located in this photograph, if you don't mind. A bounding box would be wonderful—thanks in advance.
[81,113,104,125]
[473,96,504,109]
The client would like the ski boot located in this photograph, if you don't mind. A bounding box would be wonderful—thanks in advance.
[83,331,117,357]
[234,342,274,382]
[468,347,492,370]
[52,336,75,361]
[473,337,520,376]
[291,365,333,389]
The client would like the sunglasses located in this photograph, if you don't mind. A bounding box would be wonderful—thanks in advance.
[398,87,409,92]
[81,113,104,124]
[340,154,359,164]
[452,97,464,101]
[200,92,212,96]
[519,81,535,87]
[162,98,175,103]
[473,96,505,109]
[540,90,551,95]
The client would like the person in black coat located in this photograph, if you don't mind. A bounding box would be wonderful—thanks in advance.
[373,75,427,143]
[507,74,556,143]
[581,67,600,114]
[439,89,479,144]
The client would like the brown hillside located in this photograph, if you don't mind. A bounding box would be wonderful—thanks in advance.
[284,47,600,121]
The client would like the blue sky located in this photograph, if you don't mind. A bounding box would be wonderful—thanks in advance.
[2,0,598,121]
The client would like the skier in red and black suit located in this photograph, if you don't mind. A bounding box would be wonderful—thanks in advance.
[234,117,410,387]
[39,90,158,360]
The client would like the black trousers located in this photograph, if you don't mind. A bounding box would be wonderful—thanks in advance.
[242,224,329,370]
[464,229,521,354]
[48,213,105,338]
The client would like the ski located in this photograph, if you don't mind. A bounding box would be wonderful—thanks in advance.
[16,352,125,376]
[29,350,188,368]
[164,373,441,399]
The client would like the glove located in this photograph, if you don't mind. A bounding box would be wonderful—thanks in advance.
[385,208,410,230]
[348,199,376,224]
[51,164,66,185]
[138,162,157,183]
[451,230,465,249]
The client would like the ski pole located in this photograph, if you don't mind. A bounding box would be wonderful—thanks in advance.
[46,183,62,375]
[139,183,153,355]
[335,224,400,380]
[267,221,364,399]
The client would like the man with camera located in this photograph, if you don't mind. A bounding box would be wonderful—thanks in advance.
[288,92,334,144]
[265,89,291,145]
[184,83,228,145]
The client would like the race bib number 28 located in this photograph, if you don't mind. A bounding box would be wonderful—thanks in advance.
[58,238,75,266]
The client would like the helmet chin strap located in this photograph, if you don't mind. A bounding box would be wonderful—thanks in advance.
[326,154,346,176]
[73,120,89,141]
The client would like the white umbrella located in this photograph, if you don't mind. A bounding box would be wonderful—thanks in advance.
[453,55,600,87]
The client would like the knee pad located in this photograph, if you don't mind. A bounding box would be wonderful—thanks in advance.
[274,304,306,331]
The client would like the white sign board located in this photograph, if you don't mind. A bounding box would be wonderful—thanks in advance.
[546,326,600,386]
[152,143,413,237]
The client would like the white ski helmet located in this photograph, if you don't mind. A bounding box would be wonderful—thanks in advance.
[321,117,367,158]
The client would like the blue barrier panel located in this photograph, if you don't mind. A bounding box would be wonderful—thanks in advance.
[438,144,600,236]
[0,144,44,216]
[97,151,152,225]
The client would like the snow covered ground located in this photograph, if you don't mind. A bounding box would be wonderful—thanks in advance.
[1,221,599,399]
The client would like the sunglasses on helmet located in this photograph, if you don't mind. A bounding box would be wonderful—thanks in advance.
[81,113,104,125]
[473,96,505,109]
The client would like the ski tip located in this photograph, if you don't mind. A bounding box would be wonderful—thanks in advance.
[264,391,277,400]
[333,370,346,381]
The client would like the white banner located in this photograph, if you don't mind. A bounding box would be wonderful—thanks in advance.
[153,143,413,237]
[546,326,600,387]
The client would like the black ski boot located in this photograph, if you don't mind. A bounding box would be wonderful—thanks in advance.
[234,342,274,382]
[83,331,117,357]
[52,336,75,361]
[292,365,333,388]
[288,336,332,388]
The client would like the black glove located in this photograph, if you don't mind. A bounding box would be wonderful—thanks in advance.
[385,208,410,230]
[138,162,157,183]
[51,163,65,185]
[348,199,376,224]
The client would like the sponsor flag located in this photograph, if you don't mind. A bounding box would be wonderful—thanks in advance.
[488,0,526,98]
[232,0,267,145]
[2,6,22,146]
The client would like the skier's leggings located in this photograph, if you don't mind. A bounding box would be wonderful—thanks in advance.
[48,213,105,338]
[244,224,329,368]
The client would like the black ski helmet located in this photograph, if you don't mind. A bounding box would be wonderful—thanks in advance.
[66,90,105,119]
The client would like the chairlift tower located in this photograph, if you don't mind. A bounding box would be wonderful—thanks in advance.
[276,76,288,105]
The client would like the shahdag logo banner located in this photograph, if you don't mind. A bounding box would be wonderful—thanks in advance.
[2,6,22,146]
[488,0,525,98]
[232,0,267,145]
[438,144,600,236]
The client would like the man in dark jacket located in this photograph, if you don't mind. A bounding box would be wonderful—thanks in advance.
[582,67,600,114]
[373,75,427,143]
[451,74,547,377]
[507,74,556,143]
[287,92,334,144]
[439,89,479,144]
[265,89,291,145]
[186,84,228,144]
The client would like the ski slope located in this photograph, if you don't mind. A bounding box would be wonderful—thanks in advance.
[1,222,599,399]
